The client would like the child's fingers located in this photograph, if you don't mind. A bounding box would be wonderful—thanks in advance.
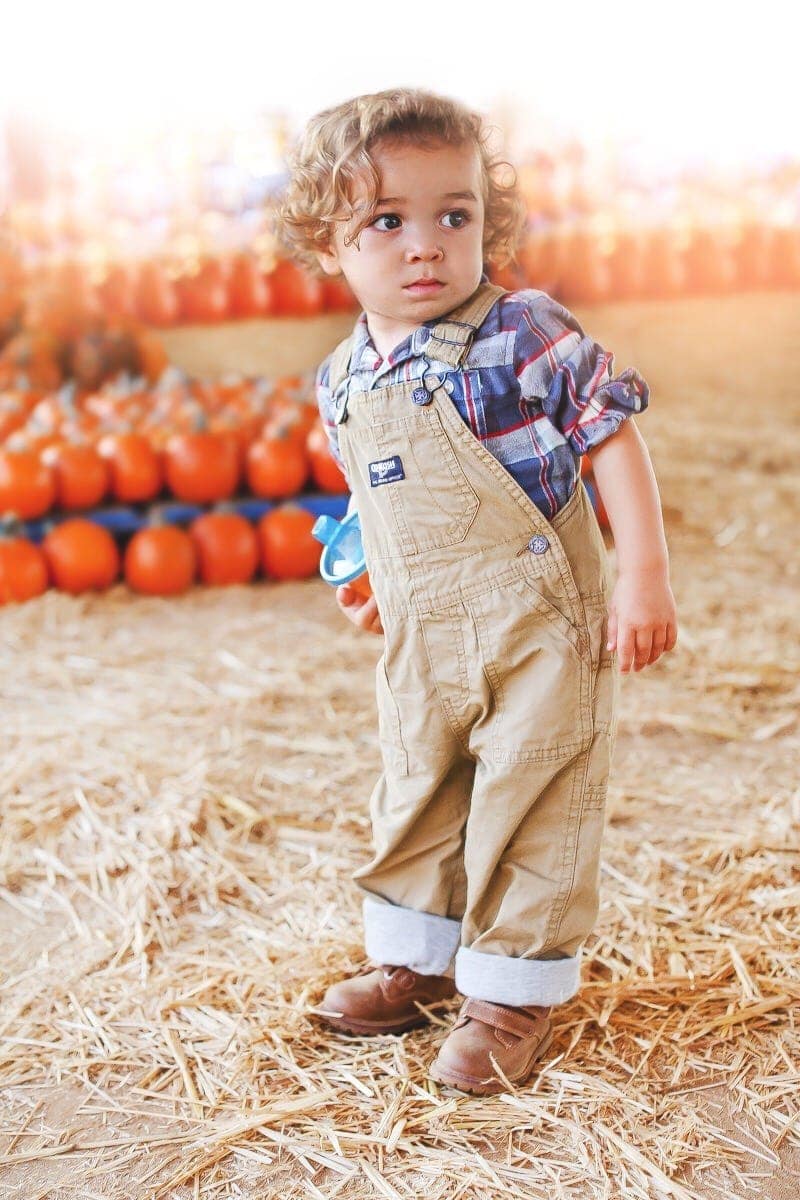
[336,585,383,635]
[618,624,654,673]
[648,629,668,664]
[616,624,637,673]
[336,584,356,608]
[606,608,618,652]
[632,628,653,672]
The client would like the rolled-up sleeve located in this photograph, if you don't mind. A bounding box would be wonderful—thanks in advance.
[513,293,649,457]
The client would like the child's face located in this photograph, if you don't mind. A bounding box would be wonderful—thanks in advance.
[316,138,485,337]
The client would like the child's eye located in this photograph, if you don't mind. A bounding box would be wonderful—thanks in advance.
[371,213,401,231]
[442,210,470,229]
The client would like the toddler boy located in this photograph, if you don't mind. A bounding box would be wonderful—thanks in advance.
[275,88,677,1094]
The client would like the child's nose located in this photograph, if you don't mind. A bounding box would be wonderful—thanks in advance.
[404,240,444,263]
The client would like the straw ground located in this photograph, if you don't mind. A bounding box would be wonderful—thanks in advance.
[1,293,798,1198]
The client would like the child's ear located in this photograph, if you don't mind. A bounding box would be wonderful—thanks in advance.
[315,245,342,277]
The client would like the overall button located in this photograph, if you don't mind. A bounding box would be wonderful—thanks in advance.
[412,388,431,405]
[528,534,550,555]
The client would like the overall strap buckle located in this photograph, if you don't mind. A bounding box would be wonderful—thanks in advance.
[424,282,507,368]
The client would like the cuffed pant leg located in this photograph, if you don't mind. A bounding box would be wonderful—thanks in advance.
[362,895,462,976]
[455,747,601,1006]
[351,749,473,977]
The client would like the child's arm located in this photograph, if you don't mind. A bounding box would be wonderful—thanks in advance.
[589,418,678,673]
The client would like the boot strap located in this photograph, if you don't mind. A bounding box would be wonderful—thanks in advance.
[458,998,550,1039]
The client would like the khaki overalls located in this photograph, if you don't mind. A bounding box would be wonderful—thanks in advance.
[327,281,619,1006]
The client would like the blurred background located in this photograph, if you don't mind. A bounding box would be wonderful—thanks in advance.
[2,0,797,335]
[0,0,798,561]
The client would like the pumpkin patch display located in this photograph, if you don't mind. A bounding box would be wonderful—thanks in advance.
[42,518,120,594]
[257,505,322,581]
[124,524,197,596]
[190,512,259,586]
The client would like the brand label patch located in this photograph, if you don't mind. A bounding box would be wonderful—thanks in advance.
[369,456,405,486]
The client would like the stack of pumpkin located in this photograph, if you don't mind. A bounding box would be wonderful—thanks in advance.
[490,220,800,304]
[0,505,326,604]
[0,252,357,339]
[0,363,350,604]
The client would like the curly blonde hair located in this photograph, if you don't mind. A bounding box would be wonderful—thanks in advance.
[274,87,526,276]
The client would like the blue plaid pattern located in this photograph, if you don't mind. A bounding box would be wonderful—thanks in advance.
[316,275,649,519]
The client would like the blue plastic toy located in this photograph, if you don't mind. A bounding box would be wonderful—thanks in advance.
[312,510,372,596]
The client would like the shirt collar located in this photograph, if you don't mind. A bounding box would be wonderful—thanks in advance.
[350,272,490,377]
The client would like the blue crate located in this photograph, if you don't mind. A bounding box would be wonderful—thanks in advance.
[19,493,350,543]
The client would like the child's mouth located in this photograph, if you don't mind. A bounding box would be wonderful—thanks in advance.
[404,279,445,294]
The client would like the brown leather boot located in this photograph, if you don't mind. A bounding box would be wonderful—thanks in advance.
[429,998,555,1094]
[310,964,458,1035]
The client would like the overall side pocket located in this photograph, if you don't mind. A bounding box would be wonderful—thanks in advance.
[581,595,619,809]
[375,655,409,777]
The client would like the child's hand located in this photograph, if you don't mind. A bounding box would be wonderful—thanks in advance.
[606,571,677,673]
[336,584,384,635]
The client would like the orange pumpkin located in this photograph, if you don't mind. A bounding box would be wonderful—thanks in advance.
[164,425,240,503]
[322,276,359,312]
[228,253,274,317]
[607,233,647,301]
[641,229,686,299]
[23,263,102,342]
[41,443,109,510]
[42,518,120,594]
[557,231,612,305]
[0,330,63,392]
[176,259,230,324]
[269,260,325,317]
[734,223,773,290]
[518,226,569,292]
[124,524,197,595]
[683,229,737,295]
[486,260,528,291]
[95,263,138,321]
[0,527,49,603]
[770,226,800,288]
[190,512,259,585]
[97,433,163,503]
[246,433,308,499]
[135,262,180,327]
[0,390,37,442]
[306,422,348,493]
[257,505,321,580]
[0,449,56,518]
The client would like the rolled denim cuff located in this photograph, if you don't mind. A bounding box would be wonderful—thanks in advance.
[362,895,461,976]
[455,945,581,1005]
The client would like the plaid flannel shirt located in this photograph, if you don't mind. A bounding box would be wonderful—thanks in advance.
[316,275,649,519]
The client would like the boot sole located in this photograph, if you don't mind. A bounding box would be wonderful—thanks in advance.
[428,1027,555,1094]
[311,1008,437,1036]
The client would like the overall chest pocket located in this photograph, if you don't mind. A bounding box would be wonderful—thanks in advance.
[345,406,480,559]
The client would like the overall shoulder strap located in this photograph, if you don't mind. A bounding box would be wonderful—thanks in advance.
[326,330,359,393]
[425,282,507,367]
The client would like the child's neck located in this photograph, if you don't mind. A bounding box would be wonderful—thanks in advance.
[365,313,423,362]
